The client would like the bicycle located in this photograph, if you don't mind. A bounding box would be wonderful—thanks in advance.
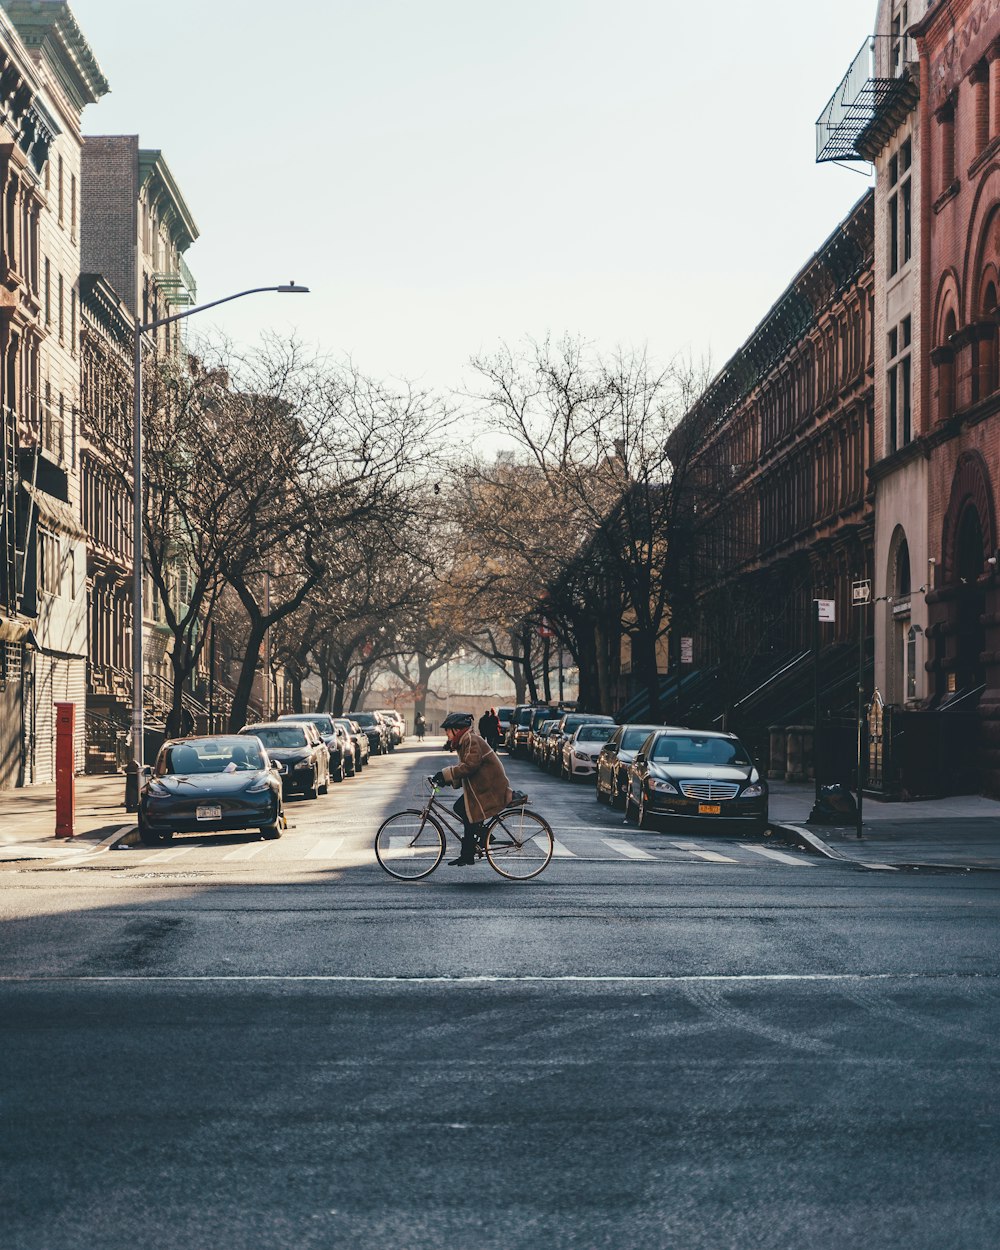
[375,777,554,881]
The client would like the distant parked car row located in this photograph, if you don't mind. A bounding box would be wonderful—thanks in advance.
[507,704,770,835]
[136,708,407,846]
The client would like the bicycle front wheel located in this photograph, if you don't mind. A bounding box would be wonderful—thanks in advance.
[375,809,446,880]
[485,808,553,880]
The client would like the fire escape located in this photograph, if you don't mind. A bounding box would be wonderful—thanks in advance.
[816,35,919,165]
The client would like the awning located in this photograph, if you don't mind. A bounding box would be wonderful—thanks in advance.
[22,482,87,541]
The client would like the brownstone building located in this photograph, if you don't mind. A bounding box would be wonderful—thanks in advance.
[915,0,1000,794]
[667,193,875,766]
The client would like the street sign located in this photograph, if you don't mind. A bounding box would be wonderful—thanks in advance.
[680,636,693,664]
[852,579,872,605]
[815,599,835,622]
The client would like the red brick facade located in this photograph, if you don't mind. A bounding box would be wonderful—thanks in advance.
[916,0,1000,793]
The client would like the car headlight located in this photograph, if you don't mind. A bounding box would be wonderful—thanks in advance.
[146,780,169,797]
[573,750,589,760]
[246,772,273,793]
[649,778,679,794]
[295,761,313,771]
[742,782,766,798]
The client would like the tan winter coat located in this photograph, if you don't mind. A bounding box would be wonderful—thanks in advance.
[443,729,513,823]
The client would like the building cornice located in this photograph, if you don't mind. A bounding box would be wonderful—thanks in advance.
[137,149,199,252]
[79,272,132,344]
[1,1,109,111]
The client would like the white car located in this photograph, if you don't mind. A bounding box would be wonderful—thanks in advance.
[562,723,617,780]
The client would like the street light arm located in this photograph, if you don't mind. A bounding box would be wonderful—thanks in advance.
[140,283,310,334]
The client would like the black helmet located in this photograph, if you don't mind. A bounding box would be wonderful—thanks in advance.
[441,711,473,730]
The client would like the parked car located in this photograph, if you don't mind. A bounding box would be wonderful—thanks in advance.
[496,706,514,748]
[561,723,617,780]
[596,723,664,808]
[277,713,349,781]
[511,705,555,758]
[623,728,768,833]
[529,718,561,764]
[352,711,390,755]
[548,712,615,774]
[373,710,402,749]
[138,734,283,845]
[335,717,370,770]
[240,721,331,796]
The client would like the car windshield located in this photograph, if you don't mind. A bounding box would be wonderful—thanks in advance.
[577,725,614,743]
[252,727,307,749]
[622,727,655,750]
[158,738,264,775]
[517,709,535,726]
[651,736,750,766]
[353,714,377,726]
[531,709,554,728]
[498,708,513,720]
[282,715,333,735]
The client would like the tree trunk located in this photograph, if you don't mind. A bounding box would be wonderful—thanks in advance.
[290,675,304,714]
[165,639,195,737]
[541,634,552,703]
[634,629,663,723]
[228,620,268,731]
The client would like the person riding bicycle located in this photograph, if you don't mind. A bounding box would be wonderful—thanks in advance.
[430,710,516,866]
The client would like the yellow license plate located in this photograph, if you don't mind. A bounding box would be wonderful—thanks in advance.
[698,804,721,815]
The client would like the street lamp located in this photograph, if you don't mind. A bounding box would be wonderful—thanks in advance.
[125,283,310,809]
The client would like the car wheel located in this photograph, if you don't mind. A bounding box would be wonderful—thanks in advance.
[260,820,282,840]
[612,777,626,810]
[139,821,172,847]
[306,773,319,800]
[596,778,609,804]
[623,789,636,824]
[319,772,329,795]
[637,791,655,830]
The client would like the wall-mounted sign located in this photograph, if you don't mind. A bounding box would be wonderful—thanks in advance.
[680,637,693,664]
[815,599,835,622]
[852,579,872,605]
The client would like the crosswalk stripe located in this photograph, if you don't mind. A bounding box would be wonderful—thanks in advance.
[223,842,269,861]
[669,841,738,863]
[136,844,202,864]
[305,837,344,859]
[744,845,813,866]
[536,835,574,857]
[601,838,655,860]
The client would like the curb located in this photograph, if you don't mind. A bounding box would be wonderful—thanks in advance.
[772,821,1000,873]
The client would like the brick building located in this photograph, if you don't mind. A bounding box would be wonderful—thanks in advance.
[666,193,875,764]
[0,0,107,787]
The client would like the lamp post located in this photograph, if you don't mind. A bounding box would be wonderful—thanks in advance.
[125,283,309,810]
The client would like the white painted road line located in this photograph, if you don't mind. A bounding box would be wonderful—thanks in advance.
[136,844,202,864]
[306,837,344,859]
[744,845,814,866]
[548,836,575,857]
[223,842,270,861]
[670,841,738,863]
[602,838,655,860]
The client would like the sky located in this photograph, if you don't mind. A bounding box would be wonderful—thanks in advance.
[68,0,879,395]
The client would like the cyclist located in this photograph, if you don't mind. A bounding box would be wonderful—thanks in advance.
[431,710,516,866]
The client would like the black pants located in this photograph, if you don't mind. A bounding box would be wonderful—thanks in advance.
[453,795,485,858]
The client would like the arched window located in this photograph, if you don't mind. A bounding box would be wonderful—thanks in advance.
[982,281,998,398]
[938,309,957,420]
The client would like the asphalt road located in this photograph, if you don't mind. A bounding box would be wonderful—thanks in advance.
[2,745,999,1249]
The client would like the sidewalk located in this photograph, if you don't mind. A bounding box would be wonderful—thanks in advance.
[769,779,1000,871]
[0,773,136,862]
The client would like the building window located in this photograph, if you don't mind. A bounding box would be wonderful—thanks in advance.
[43,257,50,326]
[888,140,912,277]
[937,99,956,196]
[58,272,64,342]
[887,316,912,451]
[39,530,60,596]
[57,156,63,225]
[70,173,77,240]
[890,3,909,78]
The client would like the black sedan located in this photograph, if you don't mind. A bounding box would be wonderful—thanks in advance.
[277,713,350,779]
[351,712,389,755]
[596,723,664,808]
[138,735,283,846]
[240,722,331,797]
[624,728,769,833]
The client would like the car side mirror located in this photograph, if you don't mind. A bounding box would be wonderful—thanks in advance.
[270,761,280,772]
[635,754,646,764]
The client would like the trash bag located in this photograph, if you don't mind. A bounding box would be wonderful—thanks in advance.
[808,783,858,824]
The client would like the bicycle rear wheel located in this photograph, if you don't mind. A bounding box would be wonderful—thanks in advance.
[375,809,446,880]
[485,808,553,880]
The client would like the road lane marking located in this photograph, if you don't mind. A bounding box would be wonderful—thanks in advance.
[744,846,814,866]
[601,838,655,860]
[136,844,202,864]
[306,837,345,859]
[223,842,269,861]
[543,835,574,857]
[670,841,738,863]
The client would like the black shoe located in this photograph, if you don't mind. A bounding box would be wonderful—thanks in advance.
[448,855,476,866]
